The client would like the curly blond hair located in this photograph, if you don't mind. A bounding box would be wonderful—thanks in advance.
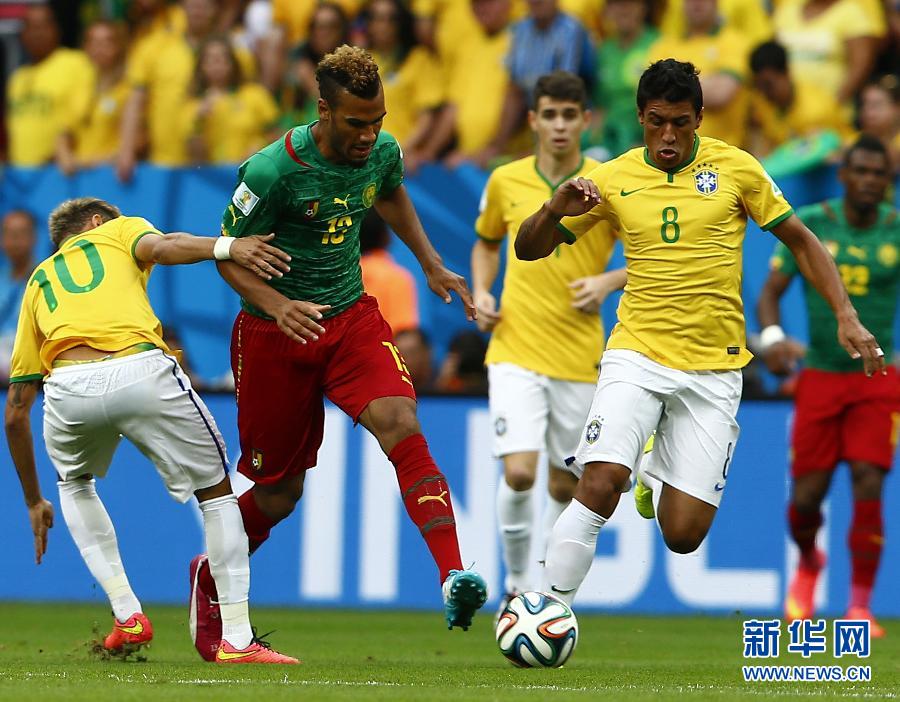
[316,44,381,105]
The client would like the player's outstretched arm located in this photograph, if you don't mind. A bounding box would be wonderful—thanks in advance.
[217,261,331,344]
[757,269,805,375]
[4,380,54,564]
[772,215,884,376]
[516,177,601,261]
[135,232,291,280]
[375,185,476,321]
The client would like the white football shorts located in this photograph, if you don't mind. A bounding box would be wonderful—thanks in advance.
[488,362,596,467]
[43,349,228,502]
[570,349,741,507]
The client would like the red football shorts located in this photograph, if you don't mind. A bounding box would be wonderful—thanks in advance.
[231,295,416,483]
[791,366,900,476]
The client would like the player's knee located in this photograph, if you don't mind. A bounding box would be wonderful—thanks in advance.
[369,401,421,448]
[547,469,577,502]
[504,462,536,491]
[580,465,628,502]
[662,529,705,554]
[850,463,885,500]
[791,486,825,513]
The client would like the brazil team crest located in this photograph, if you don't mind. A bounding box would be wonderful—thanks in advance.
[362,182,377,208]
[585,419,602,445]
[303,200,319,219]
[694,169,718,195]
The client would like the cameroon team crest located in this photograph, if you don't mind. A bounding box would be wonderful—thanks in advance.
[362,182,377,208]
[878,243,899,267]
[303,200,319,219]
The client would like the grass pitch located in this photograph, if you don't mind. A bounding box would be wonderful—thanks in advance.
[0,602,897,701]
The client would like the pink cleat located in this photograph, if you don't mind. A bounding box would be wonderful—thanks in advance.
[104,612,153,653]
[785,549,825,621]
[189,554,222,662]
[215,639,300,664]
[845,606,886,639]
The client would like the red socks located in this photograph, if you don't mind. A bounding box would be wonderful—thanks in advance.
[788,503,822,569]
[848,499,883,609]
[389,434,463,581]
[198,489,279,596]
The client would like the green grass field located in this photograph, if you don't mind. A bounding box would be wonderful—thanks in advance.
[0,603,897,701]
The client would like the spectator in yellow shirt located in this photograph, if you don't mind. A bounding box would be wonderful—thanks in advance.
[363,0,443,162]
[6,5,92,166]
[775,0,884,105]
[182,37,279,164]
[277,3,350,133]
[660,0,772,48]
[858,77,900,175]
[749,40,852,157]
[649,0,750,147]
[418,0,512,165]
[56,20,130,175]
[117,0,256,179]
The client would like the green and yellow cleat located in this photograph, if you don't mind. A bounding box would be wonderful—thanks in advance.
[633,476,655,520]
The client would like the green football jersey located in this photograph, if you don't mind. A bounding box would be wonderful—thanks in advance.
[221,123,404,318]
[770,198,900,372]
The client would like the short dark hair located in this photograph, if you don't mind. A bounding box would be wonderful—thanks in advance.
[533,71,588,109]
[843,133,889,167]
[749,41,788,75]
[637,59,703,114]
[316,44,381,105]
[48,197,120,247]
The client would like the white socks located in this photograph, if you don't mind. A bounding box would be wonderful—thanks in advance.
[58,479,141,622]
[497,480,533,593]
[199,494,252,649]
[543,499,607,606]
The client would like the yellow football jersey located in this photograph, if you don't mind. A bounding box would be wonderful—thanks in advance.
[476,155,616,383]
[6,48,93,166]
[751,79,853,151]
[75,75,131,163]
[9,216,171,382]
[558,136,793,371]
[649,27,751,148]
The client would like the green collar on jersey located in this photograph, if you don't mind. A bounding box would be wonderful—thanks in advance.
[826,197,895,233]
[533,156,585,194]
[643,134,700,182]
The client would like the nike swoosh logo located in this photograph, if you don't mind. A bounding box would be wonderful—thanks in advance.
[620,187,647,197]
[216,648,257,661]
[117,621,144,635]
[714,483,725,492]
[551,585,575,594]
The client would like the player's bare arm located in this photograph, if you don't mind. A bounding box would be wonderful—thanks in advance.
[135,232,291,280]
[375,184,476,321]
[569,268,627,314]
[217,260,330,344]
[4,379,54,564]
[757,269,806,376]
[470,238,502,332]
[772,215,885,376]
[516,177,601,260]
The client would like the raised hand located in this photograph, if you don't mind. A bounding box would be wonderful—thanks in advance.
[548,177,602,218]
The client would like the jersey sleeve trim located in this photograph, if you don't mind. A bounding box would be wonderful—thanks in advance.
[556,222,577,244]
[130,230,163,262]
[476,232,505,244]
[761,208,794,231]
[9,373,43,383]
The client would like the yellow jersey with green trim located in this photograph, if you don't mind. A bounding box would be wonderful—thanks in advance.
[8,216,171,383]
[558,136,793,371]
[476,155,616,382]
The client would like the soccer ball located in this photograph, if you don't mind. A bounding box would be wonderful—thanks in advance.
[495,591,579,668]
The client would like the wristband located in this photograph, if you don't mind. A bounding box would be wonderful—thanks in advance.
[213,236,235,261]
[759,324,786,351]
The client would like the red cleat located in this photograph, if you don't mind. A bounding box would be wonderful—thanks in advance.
[785,549,825,621]
[215,639,300,664]
[845,606,886,638]
[104,612,153,653]
[189,554,222,662]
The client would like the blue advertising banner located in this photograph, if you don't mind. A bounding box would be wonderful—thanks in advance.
[1,392,897,616]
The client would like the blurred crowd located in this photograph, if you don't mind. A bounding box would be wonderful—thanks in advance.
[1,0,900,393]
[0,0,898,174]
